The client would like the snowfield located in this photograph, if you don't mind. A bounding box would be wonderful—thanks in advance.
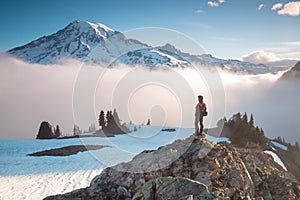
[0,124,241,200]
[0,170,102,200]
[0,125,195,200]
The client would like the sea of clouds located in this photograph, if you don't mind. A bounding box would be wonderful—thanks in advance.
[0,55,299,143]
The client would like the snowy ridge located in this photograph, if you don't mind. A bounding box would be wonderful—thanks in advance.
[8,20,147,65]
[110,48,191,68]
[8,20,277,74]
[111,43,272,73]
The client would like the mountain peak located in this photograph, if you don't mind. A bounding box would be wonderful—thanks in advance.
[8,20,140,64]
[66,20,115,38]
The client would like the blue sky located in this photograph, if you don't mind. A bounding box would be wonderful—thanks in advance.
[0,0,299,60]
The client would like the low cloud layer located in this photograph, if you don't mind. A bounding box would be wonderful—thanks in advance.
[0,55,299,144]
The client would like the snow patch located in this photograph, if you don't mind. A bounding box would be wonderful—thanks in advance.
[264,150,287,171]
[271,141,288,151]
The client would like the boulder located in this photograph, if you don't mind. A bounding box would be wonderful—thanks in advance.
[132,177,208,200]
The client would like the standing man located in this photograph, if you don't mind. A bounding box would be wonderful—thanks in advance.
[195,95,207,138]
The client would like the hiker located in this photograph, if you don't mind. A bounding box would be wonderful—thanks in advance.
[195,95,207,137]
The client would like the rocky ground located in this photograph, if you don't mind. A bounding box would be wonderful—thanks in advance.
[45,136,300,199]
[28,145,109,156]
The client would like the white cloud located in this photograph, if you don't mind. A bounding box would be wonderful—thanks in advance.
[241,51,281,64]
[258,4,265,11]
[208,1,219,7]
[219,0,225,4]
[277,1,300,16]
[272,3,283,10]
[195,9,205,13]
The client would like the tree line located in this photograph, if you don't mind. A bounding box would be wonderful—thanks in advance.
[36,108,132,139]
[98,109,129,134]
[217,112,267,147]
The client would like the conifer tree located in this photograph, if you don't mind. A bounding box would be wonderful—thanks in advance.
[242,112,248,123]
[249,113,254,127]
[106,111,112,129]
[146,119,151,125]
[54,125,61,137]
[99,110,106,129]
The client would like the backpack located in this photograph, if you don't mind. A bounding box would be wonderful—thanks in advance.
[198,102,208,116]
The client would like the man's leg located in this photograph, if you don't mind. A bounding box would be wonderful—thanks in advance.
[199,116,204,136]
[194,116,200,135]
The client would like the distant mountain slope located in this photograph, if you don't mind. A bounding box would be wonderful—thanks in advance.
[110,47,191,68]
[8,20,280,74]
[280,61,300,81]
[111,43,271,74]
[8,20,148,65]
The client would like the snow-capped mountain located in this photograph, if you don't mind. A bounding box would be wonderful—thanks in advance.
[8,20,148,65]
[112,43,271,74]
[110,47,191,68]
[8,20,274,74]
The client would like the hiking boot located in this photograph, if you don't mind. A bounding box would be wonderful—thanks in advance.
[200,133,205,138]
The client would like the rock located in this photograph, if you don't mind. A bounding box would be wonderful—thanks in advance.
[45,136,300,200]
[117,186,130,198]
[132,177,208,200]
[28,145,109,157]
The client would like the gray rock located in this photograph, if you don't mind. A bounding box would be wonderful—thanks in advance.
[132,177,208,200]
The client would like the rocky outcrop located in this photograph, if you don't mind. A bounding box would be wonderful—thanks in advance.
[132,177,208,200]
[45,136,300,200]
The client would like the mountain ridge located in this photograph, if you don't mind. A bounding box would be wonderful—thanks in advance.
[280,61,300,81]
[7,20,292,74]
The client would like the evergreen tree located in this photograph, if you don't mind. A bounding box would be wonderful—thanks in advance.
[255,126,260,132]
[88,123,96,132]
[220,113,267,147]
[249,114,254,127]
[242,112,248,123]
[146,119,151,125]
[234,112,242,122]
[260,128,264,135]
[36,121,55,139]
[73,125,81,136]
[99,110,106,129]
[54,125,61,138]
[106,111,112,129]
